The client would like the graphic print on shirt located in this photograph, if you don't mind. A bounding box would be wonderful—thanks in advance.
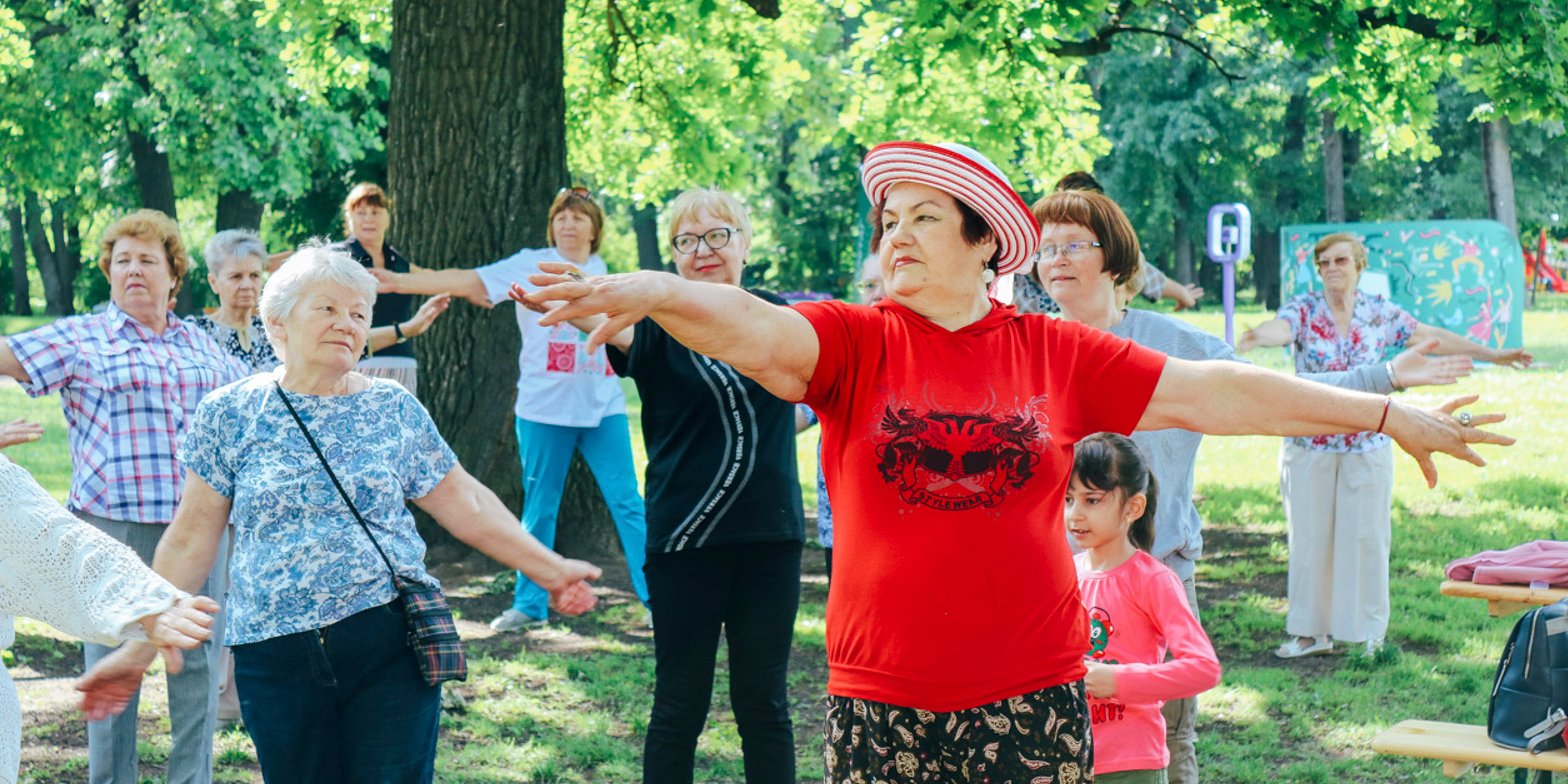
[873,406,1046,511]
[542,323,607,376]
[665,351,759,551]
[1087,606,1118,664]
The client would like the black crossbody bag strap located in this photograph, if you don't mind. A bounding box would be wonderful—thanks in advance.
[273,380,402,591]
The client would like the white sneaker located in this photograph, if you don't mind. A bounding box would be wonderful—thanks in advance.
[1364,638,1385,656]
[489,608,545,632]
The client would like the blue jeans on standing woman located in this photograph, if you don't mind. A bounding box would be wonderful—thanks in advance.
[233,599,441,783]
[513,415,650,618]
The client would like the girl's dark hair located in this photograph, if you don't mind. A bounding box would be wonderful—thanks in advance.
[1071,432,1159,552]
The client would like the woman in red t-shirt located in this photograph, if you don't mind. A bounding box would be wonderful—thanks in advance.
[519,141,1511,783]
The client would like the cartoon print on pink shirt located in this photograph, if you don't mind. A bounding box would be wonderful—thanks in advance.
[1087,606,1118,664]
[873,407,1045,511]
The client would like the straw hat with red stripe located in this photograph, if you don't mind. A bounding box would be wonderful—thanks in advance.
[860,141,1040,276]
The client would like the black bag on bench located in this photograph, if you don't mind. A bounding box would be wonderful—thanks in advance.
[1489,598,1568,753]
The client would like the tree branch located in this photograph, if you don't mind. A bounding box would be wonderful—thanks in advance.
[1354,8,1501,46]
[1046,23,1243,82]
[740,0,780,19]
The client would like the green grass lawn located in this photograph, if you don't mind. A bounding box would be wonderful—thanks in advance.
[6,296,1568,782]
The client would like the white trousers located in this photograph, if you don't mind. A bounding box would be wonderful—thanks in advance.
[1280,442,1394,644]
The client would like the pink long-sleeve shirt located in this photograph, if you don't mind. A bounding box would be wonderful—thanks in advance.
[1076,549,1222,774]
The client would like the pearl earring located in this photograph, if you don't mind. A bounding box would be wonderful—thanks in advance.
[981,268,997,284]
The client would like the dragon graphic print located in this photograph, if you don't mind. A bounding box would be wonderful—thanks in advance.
[873,404,1048,511]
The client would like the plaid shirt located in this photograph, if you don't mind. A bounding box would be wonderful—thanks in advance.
[7,304,250,523]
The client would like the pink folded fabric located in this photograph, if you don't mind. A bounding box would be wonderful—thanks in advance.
[1445,540,1568,586]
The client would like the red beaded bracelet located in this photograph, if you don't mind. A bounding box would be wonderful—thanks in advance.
[1375,397,1392,435]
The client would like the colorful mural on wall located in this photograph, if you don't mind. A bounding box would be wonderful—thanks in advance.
[1280,220,1525,350]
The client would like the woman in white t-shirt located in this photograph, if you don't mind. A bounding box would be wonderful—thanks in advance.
[373,188,650,629]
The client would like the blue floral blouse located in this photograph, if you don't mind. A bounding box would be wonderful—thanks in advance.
[179,373,457,644]
[1277,290,1417,454]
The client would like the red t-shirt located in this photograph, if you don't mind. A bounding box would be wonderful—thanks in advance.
[794,298,1167,711]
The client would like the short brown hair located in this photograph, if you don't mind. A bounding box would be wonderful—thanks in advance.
[547,188,605,254]
[868,193,1000,269]
[343,182,392,217]
[98,209,191,296]
[1313,232,1367,272]
[1030,190,1140,286]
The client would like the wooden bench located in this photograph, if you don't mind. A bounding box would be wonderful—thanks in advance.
[1372,720,1568,778]
[1441,580,1568,617]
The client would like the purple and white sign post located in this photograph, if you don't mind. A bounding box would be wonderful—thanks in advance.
[1205,203,1251,346]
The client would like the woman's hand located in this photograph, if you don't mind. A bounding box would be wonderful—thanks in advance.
[402,293,452,338]
[76,642,160,721]
[138,595,220,664]
[369,267,403,294]
[545,558,602,616]
[0,418,44,449]
[1385,394,1514,488]
[1083,661,1118,699]
[526,263,676,353]
[1487,346,1533,369]
[1390,338,1472,388]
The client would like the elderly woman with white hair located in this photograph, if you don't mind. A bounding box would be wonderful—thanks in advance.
[195,229,450,373]
[523,142,1513,782]
[78,246,603,783]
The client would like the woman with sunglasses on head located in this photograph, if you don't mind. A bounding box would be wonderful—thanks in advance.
[517,142,1512,783]
[374,187,651,631]
[510,188,803,784]
[1236,232,1530,659]
[1034,190,1479,783]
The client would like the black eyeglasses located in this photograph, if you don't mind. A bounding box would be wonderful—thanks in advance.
[671,227,738,255]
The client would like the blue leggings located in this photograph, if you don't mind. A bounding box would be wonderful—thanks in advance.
[513,415,650,617]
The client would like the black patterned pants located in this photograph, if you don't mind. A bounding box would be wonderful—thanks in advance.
[824,680,1094,783]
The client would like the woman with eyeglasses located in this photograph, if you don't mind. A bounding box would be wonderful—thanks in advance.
[509,187,803,784]
[1236,232,1530,659]
[373,187,651,632]
[1035,191,1479,782]
[515,142,1512,784]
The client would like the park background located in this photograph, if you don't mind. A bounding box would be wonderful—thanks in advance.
[3,0,1568,781]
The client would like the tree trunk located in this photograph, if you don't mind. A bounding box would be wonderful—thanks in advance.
[633,203,664,270]
[1482,118,1518,235]
[22,192,74,316]
[5,205,29,316]
[216,189,266,231]
[1173,182,1193,284]
[1322,110,1346,223]
[389,0,576,557]
[50,200,81,312]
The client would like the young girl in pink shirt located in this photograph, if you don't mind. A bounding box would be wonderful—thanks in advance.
[1068,433,1222,783]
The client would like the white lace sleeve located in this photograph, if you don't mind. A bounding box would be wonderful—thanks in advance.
[0,458,181,646]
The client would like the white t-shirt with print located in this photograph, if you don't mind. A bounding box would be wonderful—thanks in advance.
[475,247,627,427]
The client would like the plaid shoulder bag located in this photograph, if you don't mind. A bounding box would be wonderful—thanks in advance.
[274,381,468,686]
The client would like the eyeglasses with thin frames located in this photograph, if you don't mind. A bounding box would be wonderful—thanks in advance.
[671,227,738,255]
[1034,240,1103,263]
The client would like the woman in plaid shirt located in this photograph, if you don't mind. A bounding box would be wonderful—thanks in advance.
[0,209,249,784]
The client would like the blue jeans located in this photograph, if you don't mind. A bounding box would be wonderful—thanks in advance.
[513,415,650,618]
[233,600,441,783]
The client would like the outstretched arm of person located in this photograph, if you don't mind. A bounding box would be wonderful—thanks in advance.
[366,293,452,353]
[1234,317,1292,353]
[70,470,229,719]
[1411,321,1533,368]
[1139,359,1512,488]
[524,262,819,400]
[0,341,30,385]
[506,283,633,352]
[0,418,43,449]
[413,464,601,615]
[372,267,491,308]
